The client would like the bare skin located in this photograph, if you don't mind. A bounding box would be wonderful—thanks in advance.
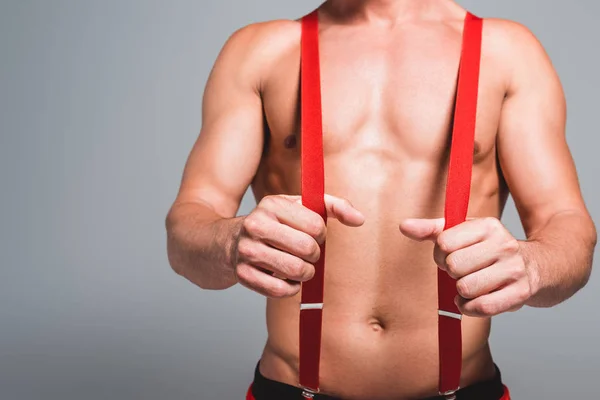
[166,1,596,399]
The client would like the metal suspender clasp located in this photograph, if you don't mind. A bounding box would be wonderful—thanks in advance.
[440,388,459,400]
[300,303,324,311]
[438,309,462,320]
[437,309,462,399]
[300,386,319,399]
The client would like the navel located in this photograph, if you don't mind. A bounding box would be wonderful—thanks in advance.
[368,317,386,333]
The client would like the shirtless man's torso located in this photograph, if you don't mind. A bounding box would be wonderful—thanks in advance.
[166,1,596,399]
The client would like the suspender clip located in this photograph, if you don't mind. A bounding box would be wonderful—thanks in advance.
[300,386,319,399]
[438,309,463,320]
[440,387,459,400]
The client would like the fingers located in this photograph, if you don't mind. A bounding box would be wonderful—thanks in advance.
[258,194,364,242]
[237,238,315,282]
[436,240,498,278]
[279,194,366,227]
[399,218,445,241]
[455,259,525,300]
[236,193,363,298]
[435,218,491,253]
[261,195,328,244]
[323,194,365,227]
[456,279,531,317]
[401,216,505,245]
[434,218,519,278]
[242,208,321,263]
[235,263,301,298]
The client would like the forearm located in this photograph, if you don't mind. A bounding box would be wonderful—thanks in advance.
[166,201,243,290]
[521,210,597,308]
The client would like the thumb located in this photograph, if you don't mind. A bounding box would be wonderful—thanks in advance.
[324,194,365,227]
[282,193,365,227]
[399,218,445,241]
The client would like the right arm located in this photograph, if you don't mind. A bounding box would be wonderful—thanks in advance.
[165,23,364,297]
[166,24,266,291]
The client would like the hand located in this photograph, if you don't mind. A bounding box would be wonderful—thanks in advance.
[399,217,538,317]
[233,194,365,298]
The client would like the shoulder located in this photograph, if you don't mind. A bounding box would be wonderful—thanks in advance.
[226,19,301,50]
[212,19,302,89]
[218,20,301,70]
[481,18,551,67]
[480,18,555,91]
[481,18,545,54]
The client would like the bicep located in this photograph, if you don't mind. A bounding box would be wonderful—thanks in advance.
[497,23,587,235]
[176,27,265,218]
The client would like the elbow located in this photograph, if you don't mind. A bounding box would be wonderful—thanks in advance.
[165,204,179,239]
[165,206,188,278]
[166,233,186,278]
[589,217,598,250]
[165,236,211,289]
[586,214,597,269]
[577,217,596,291]
[582,226,596,289]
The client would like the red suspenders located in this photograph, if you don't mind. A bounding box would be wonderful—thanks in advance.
[299,9,327,398]
[298,10,483,400]
[438,13,483,399]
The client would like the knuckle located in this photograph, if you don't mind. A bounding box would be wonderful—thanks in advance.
[259,195,278,209]
[436,234,451,253]
[303,263,316,280]
[510,261,526,279]
[236,239,255,260]
[244,213,272,238]
[306,217,326,239]
[266,281,290,298]
[235,263,252,282]
[307,240,321,262]
[242,215,261,234]
[241,215,255,231]
[456,279,471,298]
[484,216,498,225]
[298,238,320,259]
[281,257,305,279]
[484,217,501,233]
[445,254,460,277]
[478,299,497,316]
[260,207,278,221]
[433,248,445,267]
[502,238,520,254]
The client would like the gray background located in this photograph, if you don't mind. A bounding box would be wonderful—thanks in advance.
[1,1,598,399]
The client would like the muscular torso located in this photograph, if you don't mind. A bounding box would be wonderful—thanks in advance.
[250,9,509,400]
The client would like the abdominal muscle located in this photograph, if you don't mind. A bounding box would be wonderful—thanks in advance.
[253,152,503,400]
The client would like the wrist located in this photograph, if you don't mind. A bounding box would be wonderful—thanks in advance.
[518,240,543,305]
[222,216,245,271]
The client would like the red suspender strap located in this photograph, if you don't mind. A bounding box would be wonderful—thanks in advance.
[299,10,326,396]
[438,12,483,399]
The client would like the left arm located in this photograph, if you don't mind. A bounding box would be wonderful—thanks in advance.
[400,20,596,316]
[494,21,596,308]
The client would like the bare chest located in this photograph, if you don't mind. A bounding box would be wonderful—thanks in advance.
[261,23,505,166]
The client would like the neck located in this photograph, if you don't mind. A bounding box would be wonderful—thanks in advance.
[322,0,460,24]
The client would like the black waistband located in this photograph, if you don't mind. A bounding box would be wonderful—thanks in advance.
[251,362,505,400]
